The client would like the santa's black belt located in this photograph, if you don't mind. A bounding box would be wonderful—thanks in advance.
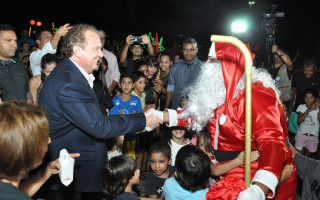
[214,138,290,162]
[214,150,241,162]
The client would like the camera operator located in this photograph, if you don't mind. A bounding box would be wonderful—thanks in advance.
[271,44,293,109]
[120,34,155,73]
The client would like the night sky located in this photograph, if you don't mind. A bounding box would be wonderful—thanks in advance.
[3,0,320,63]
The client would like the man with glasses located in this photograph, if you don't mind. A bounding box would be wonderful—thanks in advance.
[165,37,203,109]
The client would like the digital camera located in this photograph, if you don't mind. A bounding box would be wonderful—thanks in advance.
[131,36,142,43]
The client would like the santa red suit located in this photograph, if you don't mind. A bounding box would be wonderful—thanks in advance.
[166,42,297,199]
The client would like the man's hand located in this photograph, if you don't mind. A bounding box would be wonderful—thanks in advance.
[144,108,163,131]
[125,35,134,46]
[145,114,162,131]
[55,23,72,38]
[141,34,150,44]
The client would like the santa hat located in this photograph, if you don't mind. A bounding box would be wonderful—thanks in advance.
[208,42,254,123]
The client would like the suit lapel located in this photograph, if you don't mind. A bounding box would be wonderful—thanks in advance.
[64,58,100,108]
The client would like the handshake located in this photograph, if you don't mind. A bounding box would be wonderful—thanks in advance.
[144,108,180,131]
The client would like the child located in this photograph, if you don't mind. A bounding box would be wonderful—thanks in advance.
[136,60,157,110]
[93,56,114,115]
[154,51,173,111]
[109,73,142,115]
[106,135,125,161]
[146,55,159,81]
[162,125,191,166]
[197,127,259,185]
[145,56,160,107]
[162,145,211,200]
[131,70,154,172]
[197,127,293,188]
[109,73,142,159]
[295,87,320,158]
[131,70,155,112]
[103,155,140,200]
[136,60,149,79]
[173,52,182,64]
[145,141,175,199]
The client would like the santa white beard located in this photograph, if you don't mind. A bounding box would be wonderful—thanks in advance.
[180,61,280,132]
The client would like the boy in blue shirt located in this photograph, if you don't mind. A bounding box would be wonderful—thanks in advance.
[110,73,142,159]
[162,145,210,200]
[110,73,142,115]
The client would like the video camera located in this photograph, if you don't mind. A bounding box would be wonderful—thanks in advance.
[261,4,284,37]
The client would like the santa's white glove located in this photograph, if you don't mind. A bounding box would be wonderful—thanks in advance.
[166,108,179,127]
[145,109,163,132]
[237,185,265,200]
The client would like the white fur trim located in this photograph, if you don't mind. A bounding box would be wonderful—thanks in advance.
[237,184,265,200]
[219,114,227,125]
[166,109,178,127]
[208,42,217,58]
[252,169,279,198]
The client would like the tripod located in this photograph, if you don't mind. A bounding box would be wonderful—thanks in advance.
[265,34,276,74]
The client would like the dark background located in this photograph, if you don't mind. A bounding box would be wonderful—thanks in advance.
[3,0,320,64]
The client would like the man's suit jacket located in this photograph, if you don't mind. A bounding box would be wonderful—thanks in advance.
[39,58,146,192]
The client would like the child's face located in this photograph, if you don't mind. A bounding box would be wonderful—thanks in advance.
[138,65,149,78]
[149,152,171,178]
[119,77,133,94]
[197,135,206,153]
[198,135,213,158]
[148,65,158,76]
[116,135,124,145]
[174,55,181,63]
[43,63,57,78]
[304,93,316,106]
[171,127,186,140]
[160,55,172,72]
[180,98,188,109]
[134,77,146,93]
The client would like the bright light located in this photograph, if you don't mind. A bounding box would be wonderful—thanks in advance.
[248,1,255,5]
[231,20,247,33]
[30,20,36,26]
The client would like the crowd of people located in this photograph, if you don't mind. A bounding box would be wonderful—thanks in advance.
[1,21,320,200]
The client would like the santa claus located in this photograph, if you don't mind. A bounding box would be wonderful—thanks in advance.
[161,42,297,199]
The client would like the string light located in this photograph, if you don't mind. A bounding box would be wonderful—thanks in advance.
[147,32,165,53]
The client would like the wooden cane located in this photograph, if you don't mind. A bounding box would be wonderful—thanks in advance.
[210,35,252,188]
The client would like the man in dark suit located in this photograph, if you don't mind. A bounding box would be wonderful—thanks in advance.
[38,24,162,200]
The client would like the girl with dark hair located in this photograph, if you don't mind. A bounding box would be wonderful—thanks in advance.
[29,53,59,105]
[93,57,114,115]
[102,155,140,200]
[295,87,320,158]
[106,135,124,161]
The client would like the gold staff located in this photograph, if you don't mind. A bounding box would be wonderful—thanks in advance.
[210,35,252,188]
